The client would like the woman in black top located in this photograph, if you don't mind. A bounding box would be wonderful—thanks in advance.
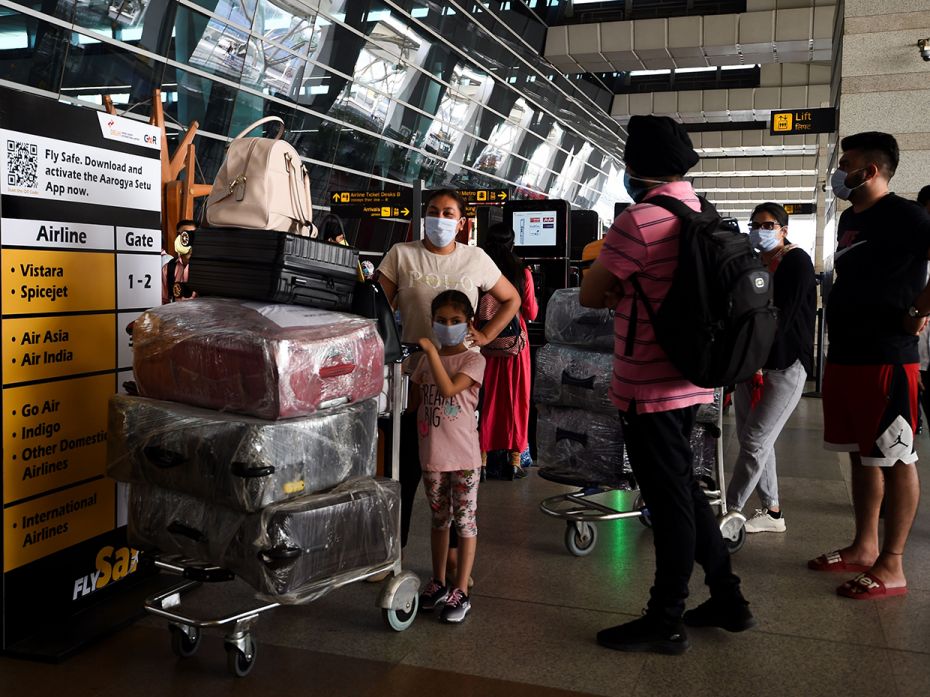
[726,202,817,534]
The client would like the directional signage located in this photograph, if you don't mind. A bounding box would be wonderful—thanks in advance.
[782,203,815,215]
[770,107,837,136]
[424,188,511,218]
[329,190,413,219]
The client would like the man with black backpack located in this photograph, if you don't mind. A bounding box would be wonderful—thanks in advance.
[581,115,756,655]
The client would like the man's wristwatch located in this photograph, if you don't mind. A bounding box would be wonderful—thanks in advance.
[908,305,924,318]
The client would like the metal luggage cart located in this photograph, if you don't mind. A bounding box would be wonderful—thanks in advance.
[141,357,419,678]
[539,389,747,557]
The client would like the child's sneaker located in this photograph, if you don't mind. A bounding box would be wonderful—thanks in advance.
[419,578,449,611]
[744,508,786,533]
[440,588,471,623]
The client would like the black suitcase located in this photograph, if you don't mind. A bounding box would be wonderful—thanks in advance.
[107,395,378,512]
[189,227,358,310]
[128,478,400,600]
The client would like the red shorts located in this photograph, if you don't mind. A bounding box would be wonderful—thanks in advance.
[822,363,920,467]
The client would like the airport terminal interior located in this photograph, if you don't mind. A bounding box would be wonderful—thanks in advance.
[1,0,930,694]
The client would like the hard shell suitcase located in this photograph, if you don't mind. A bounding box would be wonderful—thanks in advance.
[188,227,358,310]
[544,288,614,352]
[534,343,615,414]
[107,394,378,512]
[128,478,400,602]
[536,405,631,488]
[132,299,383,420]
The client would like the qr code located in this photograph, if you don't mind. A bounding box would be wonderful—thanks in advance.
[6,140,38,189]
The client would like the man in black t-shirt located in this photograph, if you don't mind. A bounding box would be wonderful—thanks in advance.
[812,132,930,600]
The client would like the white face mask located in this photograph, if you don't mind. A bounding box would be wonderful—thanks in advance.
[424,216,459,248]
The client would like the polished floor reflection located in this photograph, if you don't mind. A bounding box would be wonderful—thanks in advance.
[2,395,929,696]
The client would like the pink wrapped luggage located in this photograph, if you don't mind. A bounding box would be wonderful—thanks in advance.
[133,298,383,419]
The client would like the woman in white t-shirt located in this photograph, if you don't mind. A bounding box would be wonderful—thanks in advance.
[377,188,521,578]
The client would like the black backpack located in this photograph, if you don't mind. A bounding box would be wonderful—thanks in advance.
[627,195,777,388]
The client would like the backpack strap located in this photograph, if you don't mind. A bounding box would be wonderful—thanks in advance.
[627,274,660,357]
[641,194,709,219]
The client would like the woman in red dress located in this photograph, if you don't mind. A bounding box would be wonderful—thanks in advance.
[479,224,538,479]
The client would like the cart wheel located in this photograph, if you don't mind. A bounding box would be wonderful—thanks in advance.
[169,624,200,658]
[634,494,652,528]
[225,637,257,678]
[382,593,418,632]
[564,521,598,556]
[719,515,747,555]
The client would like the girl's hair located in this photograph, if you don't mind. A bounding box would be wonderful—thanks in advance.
[481,222,525,297]
[750,202,791,245]
[426,188,468,218]
[431,289,475,322]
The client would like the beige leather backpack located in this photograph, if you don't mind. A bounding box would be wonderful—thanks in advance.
[205,116,315,236]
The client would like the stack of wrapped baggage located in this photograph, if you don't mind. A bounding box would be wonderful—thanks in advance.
[107,232,400,604]
[533,288,632,488]
[534,289,721,488]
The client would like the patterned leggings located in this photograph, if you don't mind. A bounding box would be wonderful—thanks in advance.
[421,470,479,538]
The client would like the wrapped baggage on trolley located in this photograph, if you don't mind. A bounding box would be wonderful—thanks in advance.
[534,343,615,414]
[128,478,400,603]
[132,299,383,420]
[536,405,632,489]
[544,288,614,352]
[107,394,378,512]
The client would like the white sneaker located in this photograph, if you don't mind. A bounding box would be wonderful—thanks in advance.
[744,509,786,534]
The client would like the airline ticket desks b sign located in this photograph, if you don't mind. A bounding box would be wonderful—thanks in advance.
[0,86,161,656]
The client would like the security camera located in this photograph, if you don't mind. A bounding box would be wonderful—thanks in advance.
[919,38,930,62]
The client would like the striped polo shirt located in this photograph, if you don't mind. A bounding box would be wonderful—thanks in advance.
[597,180,714,414]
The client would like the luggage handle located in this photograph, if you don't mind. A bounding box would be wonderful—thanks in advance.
[232,116,285,142]
[555,428,589,447]
[167,521,206,543]
[143,446,187,469]
[230,461,276,478]
[259,545,302,570]
[561,371,595,390]
[319,364,355,378]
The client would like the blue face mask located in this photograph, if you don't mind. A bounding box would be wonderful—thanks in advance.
[623,171,667,202]
[433,321,468,347]
[749,229,781,252]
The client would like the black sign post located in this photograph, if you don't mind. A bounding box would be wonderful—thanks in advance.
[770,107,837,136]
[0,84,170,659]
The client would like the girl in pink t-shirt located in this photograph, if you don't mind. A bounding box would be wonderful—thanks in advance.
[410,290,485,624]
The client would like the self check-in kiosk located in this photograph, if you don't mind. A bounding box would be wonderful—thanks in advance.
[503,198,571,346]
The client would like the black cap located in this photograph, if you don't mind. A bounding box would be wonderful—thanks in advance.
[624,115,699,177]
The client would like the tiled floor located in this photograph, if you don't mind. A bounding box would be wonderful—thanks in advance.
[3,395,930,696]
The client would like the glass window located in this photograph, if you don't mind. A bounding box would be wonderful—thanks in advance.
[0,10,71,94]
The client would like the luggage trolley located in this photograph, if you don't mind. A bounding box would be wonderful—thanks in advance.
[539,389,747,557]
[141,356,419,678]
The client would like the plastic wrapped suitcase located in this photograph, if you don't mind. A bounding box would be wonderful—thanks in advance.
[132,299,383,419]
[188,227,358,310]
[536,405,631,488]
[128,478,399,602]
[534,343,614,414]
[544,288,614,352]
[107,394,378,512]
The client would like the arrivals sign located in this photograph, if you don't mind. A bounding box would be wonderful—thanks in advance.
[0,85,161,653]
[770,107,837,136]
